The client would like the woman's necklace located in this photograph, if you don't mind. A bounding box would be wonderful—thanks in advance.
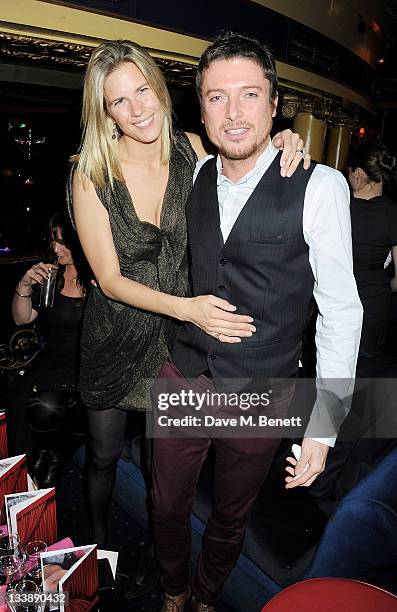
[64,269,78,285]
[65,274,77,284]
[63,270,84,297]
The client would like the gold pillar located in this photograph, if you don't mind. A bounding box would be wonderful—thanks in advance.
[326,124,352,170]
[293,112,327,163]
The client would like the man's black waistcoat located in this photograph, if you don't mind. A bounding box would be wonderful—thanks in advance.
[172,151,316,383]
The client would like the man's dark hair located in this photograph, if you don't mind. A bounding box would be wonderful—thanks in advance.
[196,31,278,104]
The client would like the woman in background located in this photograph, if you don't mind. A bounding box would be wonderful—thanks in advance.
[9,213,89,487]
[348,143,397,361]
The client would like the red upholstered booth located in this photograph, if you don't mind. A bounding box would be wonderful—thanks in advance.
[262,578,397,611]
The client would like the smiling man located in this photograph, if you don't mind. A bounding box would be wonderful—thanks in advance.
[152,32,363,612]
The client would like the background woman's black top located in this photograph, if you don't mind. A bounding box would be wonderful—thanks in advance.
[350,194,397,357]
[30,283,84,389]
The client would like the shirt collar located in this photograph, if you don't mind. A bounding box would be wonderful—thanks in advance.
[216,139,277,186]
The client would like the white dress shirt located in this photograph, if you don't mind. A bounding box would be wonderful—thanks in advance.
[194,141,363,446]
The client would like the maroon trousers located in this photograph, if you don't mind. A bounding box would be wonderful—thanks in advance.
[151,360,292,605]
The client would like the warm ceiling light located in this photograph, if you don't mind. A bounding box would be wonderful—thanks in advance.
[370,21,382,34]
[378,58,385,64]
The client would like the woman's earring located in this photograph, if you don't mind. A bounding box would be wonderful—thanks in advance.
[112,124,117,140]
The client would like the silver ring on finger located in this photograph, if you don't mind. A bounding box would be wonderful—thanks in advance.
[296,148,304,156]
[213,332,220,341]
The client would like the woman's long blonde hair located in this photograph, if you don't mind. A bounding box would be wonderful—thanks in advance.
[74,39,173,188]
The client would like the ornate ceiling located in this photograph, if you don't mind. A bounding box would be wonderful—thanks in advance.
[0,31,197,85]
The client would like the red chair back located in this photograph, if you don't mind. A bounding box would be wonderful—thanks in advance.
[262,578,397,611]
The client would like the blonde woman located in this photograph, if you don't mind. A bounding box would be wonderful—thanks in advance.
[69,39,308,555]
